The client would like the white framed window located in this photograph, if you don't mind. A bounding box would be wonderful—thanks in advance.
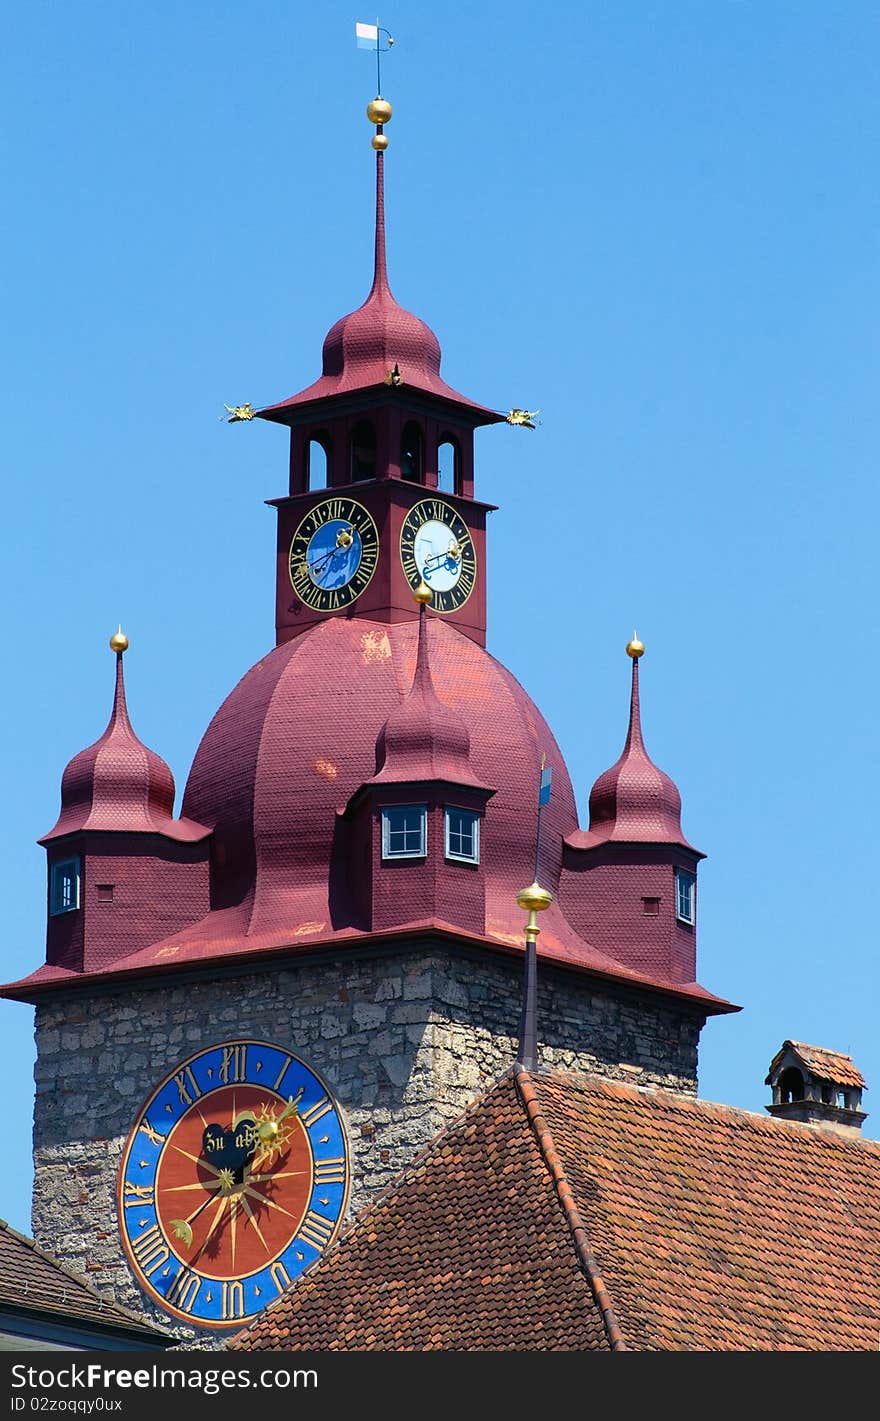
[50,858,81,915]
[444,807,480,864]
[381,805,427,860]
[675,868,695,925]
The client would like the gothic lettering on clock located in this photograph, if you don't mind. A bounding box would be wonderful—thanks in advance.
[400,497,477,613]
[118,1041,349,1328]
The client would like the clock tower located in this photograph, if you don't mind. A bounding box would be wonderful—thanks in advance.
[2,97,735,1340]
[265,99,502,649]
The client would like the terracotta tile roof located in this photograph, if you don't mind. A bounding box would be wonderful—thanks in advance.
[230,1068,880,1353]
[230,1074,611,1352]
[768,1040,866,1090]
[0,1218,169,1342]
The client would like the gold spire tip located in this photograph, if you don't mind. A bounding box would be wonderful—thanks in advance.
[516,881,553,914]
[626,631,645,659]
[109,626,129,654]
[413,580,433,606]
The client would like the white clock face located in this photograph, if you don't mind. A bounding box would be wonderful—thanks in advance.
[413,519,463,592]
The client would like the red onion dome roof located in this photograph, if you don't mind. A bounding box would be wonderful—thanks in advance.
[41,641,208,845]
[258,152,502,424]
[370,605,493,792]
[577,647,700,854]
[180,617,590,951]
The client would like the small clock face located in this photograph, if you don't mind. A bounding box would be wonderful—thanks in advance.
[400,497,477,613]
[288,496,379,612]
[118,1041,349,1329]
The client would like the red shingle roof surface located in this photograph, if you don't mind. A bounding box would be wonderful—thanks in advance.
[0,1218,168,1341]
[230,1070,880,1352]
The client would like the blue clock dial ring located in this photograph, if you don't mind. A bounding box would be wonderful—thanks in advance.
[118,1040,349,1329]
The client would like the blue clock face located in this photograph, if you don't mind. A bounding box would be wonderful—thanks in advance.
[288,496,380,613]
[118,1041,349,1329]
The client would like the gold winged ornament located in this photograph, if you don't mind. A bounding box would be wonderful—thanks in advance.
[506,408,540,429]
[224,403,256,423]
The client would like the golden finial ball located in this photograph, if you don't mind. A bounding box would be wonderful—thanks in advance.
[413,580,433,605]
[367,98,392,125]
[626,632,645,659]
[371,133,389,151]
[109,626,129,654]
[516,880,553,913]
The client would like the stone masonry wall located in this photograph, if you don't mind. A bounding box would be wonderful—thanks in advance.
[31,945,702,1339]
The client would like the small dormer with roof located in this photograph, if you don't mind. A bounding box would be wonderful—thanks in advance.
[766,1040,867,1136]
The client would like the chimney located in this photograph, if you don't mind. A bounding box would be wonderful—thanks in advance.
[765,1040,867,1137]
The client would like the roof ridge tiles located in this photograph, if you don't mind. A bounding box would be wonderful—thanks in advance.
[536,1068,880,1154]
[514,1066,627,1352]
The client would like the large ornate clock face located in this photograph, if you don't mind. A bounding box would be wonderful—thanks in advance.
[118,1041,349,1329]
[288,496,379,612]
[399,497,477,613]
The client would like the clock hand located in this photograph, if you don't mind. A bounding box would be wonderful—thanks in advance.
[307,526,356,583]
[169,1169,237,1248]
[421,541,463,576]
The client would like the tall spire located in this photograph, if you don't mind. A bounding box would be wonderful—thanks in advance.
[583,636,699,851]
[623,632,646,756]
[256,95,503,424]
[367,99,393,298]
[40,631,207,844]
[370,595,491,790]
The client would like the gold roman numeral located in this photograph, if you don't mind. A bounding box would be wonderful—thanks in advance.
[272,1054,293,1092]
[123,1182,155,1207]
[131,1225,169,1278]
[219,1044,248,1085]
[314,1158,346,1185]
[270,1261,291,1294]
[167,1266,201,1315]
[138,1118,165,1147]
[297,1211,335,1251]
[173,1066,201,1106]
[300,1096,332,1129]
[221,1280,245,1320]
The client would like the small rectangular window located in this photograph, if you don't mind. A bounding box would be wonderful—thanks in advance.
[445,807,480,864]
[96,884,114,903]
[642,896,660,916]
[675,869,695,925]
[50,858,81,916]
[381,805,427,860]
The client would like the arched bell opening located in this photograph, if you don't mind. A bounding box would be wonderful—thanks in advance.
[350,421,377,482]
[307,434,331,491]
[400,421,424,484]
[437,436,461,495]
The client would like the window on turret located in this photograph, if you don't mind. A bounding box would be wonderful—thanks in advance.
[350,421,376,481]
[381,805,427,859]
[445,807,479,864]
[437,438,460,495]
[308,437,330,491]
[675,868,695,924]
[50,858,81,915]
[400,422,423,483]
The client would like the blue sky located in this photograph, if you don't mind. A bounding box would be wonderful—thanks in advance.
[1,1,878,1233]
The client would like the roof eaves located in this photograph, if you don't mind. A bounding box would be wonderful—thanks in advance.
[514,1066,627,1352]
